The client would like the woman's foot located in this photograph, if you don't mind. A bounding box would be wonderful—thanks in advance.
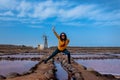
[43,60,47,64]
[68,61,71,64]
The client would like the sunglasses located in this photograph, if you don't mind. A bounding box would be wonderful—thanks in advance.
[61,34,65,36]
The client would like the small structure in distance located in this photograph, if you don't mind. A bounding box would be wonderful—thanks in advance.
[43,34,48,49]
[37,44,44,50]
[37,34,48,51]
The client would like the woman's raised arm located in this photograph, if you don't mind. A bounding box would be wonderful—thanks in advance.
[52,26,60,39]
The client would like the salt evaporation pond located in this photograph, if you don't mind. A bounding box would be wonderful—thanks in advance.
[75,59,120,76]
[71,53,110,58]
[110,53,120,57]
[0,60,39,76]
[71,54,107,58]
[0,53,43,58]
[71,52,120,59]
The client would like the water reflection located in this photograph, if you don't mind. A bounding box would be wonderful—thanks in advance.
[76,59,120,75]
[54,62,68,80]
[0,60,39,76]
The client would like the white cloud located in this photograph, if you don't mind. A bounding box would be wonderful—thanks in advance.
[0,16,18,21]
[58,5,96,20]
[0,0,119,27]
[0,11,14,16]
[0,0,18,10]
[4,11,14,16]
[32,0,64,19]
[88,10,120,21]
[17,1,33,17]
[33,4,57,19]
[30,25,44,28]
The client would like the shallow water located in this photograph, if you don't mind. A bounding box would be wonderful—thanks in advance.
[54,62,68,80]
[0,53,43,58]
[71,53,120,58]
[75,59,120,76]
[0,60,39,76]
[71,54,108,58]
[110,54,120,57]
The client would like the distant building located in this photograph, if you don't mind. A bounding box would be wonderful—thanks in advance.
[37,44,44,50]
[37,34,48,51]
[43,35,48,49]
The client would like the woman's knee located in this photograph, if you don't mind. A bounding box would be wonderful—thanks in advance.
[66,51,70,55]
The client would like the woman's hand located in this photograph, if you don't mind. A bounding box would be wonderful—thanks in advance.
[52,26,59,39]
[52,26,55,31]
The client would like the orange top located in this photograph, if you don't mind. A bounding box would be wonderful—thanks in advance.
[53,30,69,51]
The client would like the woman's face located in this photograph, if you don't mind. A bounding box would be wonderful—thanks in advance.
[61,34,65,39]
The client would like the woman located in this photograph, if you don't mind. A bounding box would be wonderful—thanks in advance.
[44,27,71,64]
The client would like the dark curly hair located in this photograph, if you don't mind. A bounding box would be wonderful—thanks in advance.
[60,32,67,41]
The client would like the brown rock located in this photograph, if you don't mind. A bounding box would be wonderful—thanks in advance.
[74,73,84,80]
[6,72,20,78]
[0,75,6,80]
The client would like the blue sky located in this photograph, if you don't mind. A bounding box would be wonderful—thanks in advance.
[0,0,120,47]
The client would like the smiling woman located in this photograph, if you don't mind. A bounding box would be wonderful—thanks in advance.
[44,26,71,64]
